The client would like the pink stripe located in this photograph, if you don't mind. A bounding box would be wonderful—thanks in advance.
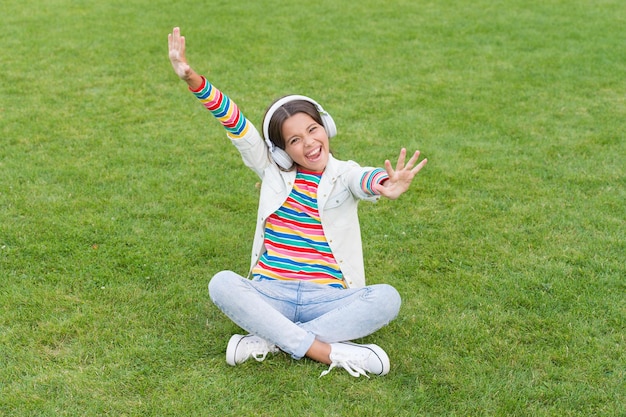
[265,244,336,262]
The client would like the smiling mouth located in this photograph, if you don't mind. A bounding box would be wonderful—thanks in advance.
[306,147,322,160]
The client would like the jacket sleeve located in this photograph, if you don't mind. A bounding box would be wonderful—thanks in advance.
[230,126,273,179]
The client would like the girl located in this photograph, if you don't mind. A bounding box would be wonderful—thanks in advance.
[168,27,427,377]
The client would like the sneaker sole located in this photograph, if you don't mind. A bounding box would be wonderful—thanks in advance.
[226,334,245,366]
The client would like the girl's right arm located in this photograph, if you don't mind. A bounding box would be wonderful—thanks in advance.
[168,27,249,139]
[189,76,249,139]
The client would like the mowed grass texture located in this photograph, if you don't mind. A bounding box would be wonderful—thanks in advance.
[1,0,624,416]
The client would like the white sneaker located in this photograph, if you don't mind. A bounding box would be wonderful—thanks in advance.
[321,342,390,378]
[225,334,279,366]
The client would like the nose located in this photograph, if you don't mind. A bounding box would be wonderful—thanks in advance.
[303,134,316,147]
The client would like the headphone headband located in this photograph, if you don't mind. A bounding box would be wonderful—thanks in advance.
[263,95,335,143]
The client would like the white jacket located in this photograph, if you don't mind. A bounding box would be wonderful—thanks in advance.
[230,124,381,288]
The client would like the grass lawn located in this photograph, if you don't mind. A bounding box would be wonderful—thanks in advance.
[1,0,624,415]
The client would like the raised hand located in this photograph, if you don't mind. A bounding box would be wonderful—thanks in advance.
[373,148,428,200]
[168,27,193,80]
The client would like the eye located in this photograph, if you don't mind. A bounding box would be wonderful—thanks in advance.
[289,137,300,145]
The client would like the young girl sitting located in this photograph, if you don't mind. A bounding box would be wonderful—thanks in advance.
[168,27,427,377]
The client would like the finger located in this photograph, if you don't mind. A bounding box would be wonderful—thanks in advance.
[373,180,394,198]
[169,31,178,53]
[411,157,428,174]
[384,159,394,176]
[372,182,384,195]
[404,150,421,170]
[170,27,178,46]
[395,148,407,171]
[171,27,183,51]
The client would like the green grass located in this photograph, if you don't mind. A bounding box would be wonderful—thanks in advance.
[1,0,624,415]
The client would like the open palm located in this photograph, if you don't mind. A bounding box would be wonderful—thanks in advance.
[374,148,427,200]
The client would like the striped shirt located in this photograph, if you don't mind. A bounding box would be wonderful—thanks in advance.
[252,170,345,287]
[190,76,249,138]
[252,168,388,288]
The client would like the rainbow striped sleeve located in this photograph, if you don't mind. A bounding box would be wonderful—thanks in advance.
[190,76,250,139]
[360,168,389,196]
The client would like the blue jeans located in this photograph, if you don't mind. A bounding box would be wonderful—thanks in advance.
[208,270,402,359]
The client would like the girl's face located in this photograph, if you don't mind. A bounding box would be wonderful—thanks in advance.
[281,112,330,172]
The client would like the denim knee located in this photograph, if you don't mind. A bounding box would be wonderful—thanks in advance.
[208,270,239,303]
[373,284,402,321]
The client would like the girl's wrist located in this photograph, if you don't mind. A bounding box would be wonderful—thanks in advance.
[187,73,205,92]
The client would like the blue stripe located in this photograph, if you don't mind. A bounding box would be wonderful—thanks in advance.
[260,254,343,276]
[265,229,331,251]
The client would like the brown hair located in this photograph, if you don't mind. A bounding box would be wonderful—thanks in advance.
[264,99,324,150]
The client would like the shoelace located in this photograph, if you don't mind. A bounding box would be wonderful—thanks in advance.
[247,341,271,362]
[245,338,278,362]
[251,350,269,362]
[320,360,370,378]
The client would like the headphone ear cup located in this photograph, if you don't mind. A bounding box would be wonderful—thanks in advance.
[320,111,337,138]
[264,128,293,170]
[271,147,294,170]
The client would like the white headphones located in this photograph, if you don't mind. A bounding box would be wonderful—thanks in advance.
[262,95,337,170]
